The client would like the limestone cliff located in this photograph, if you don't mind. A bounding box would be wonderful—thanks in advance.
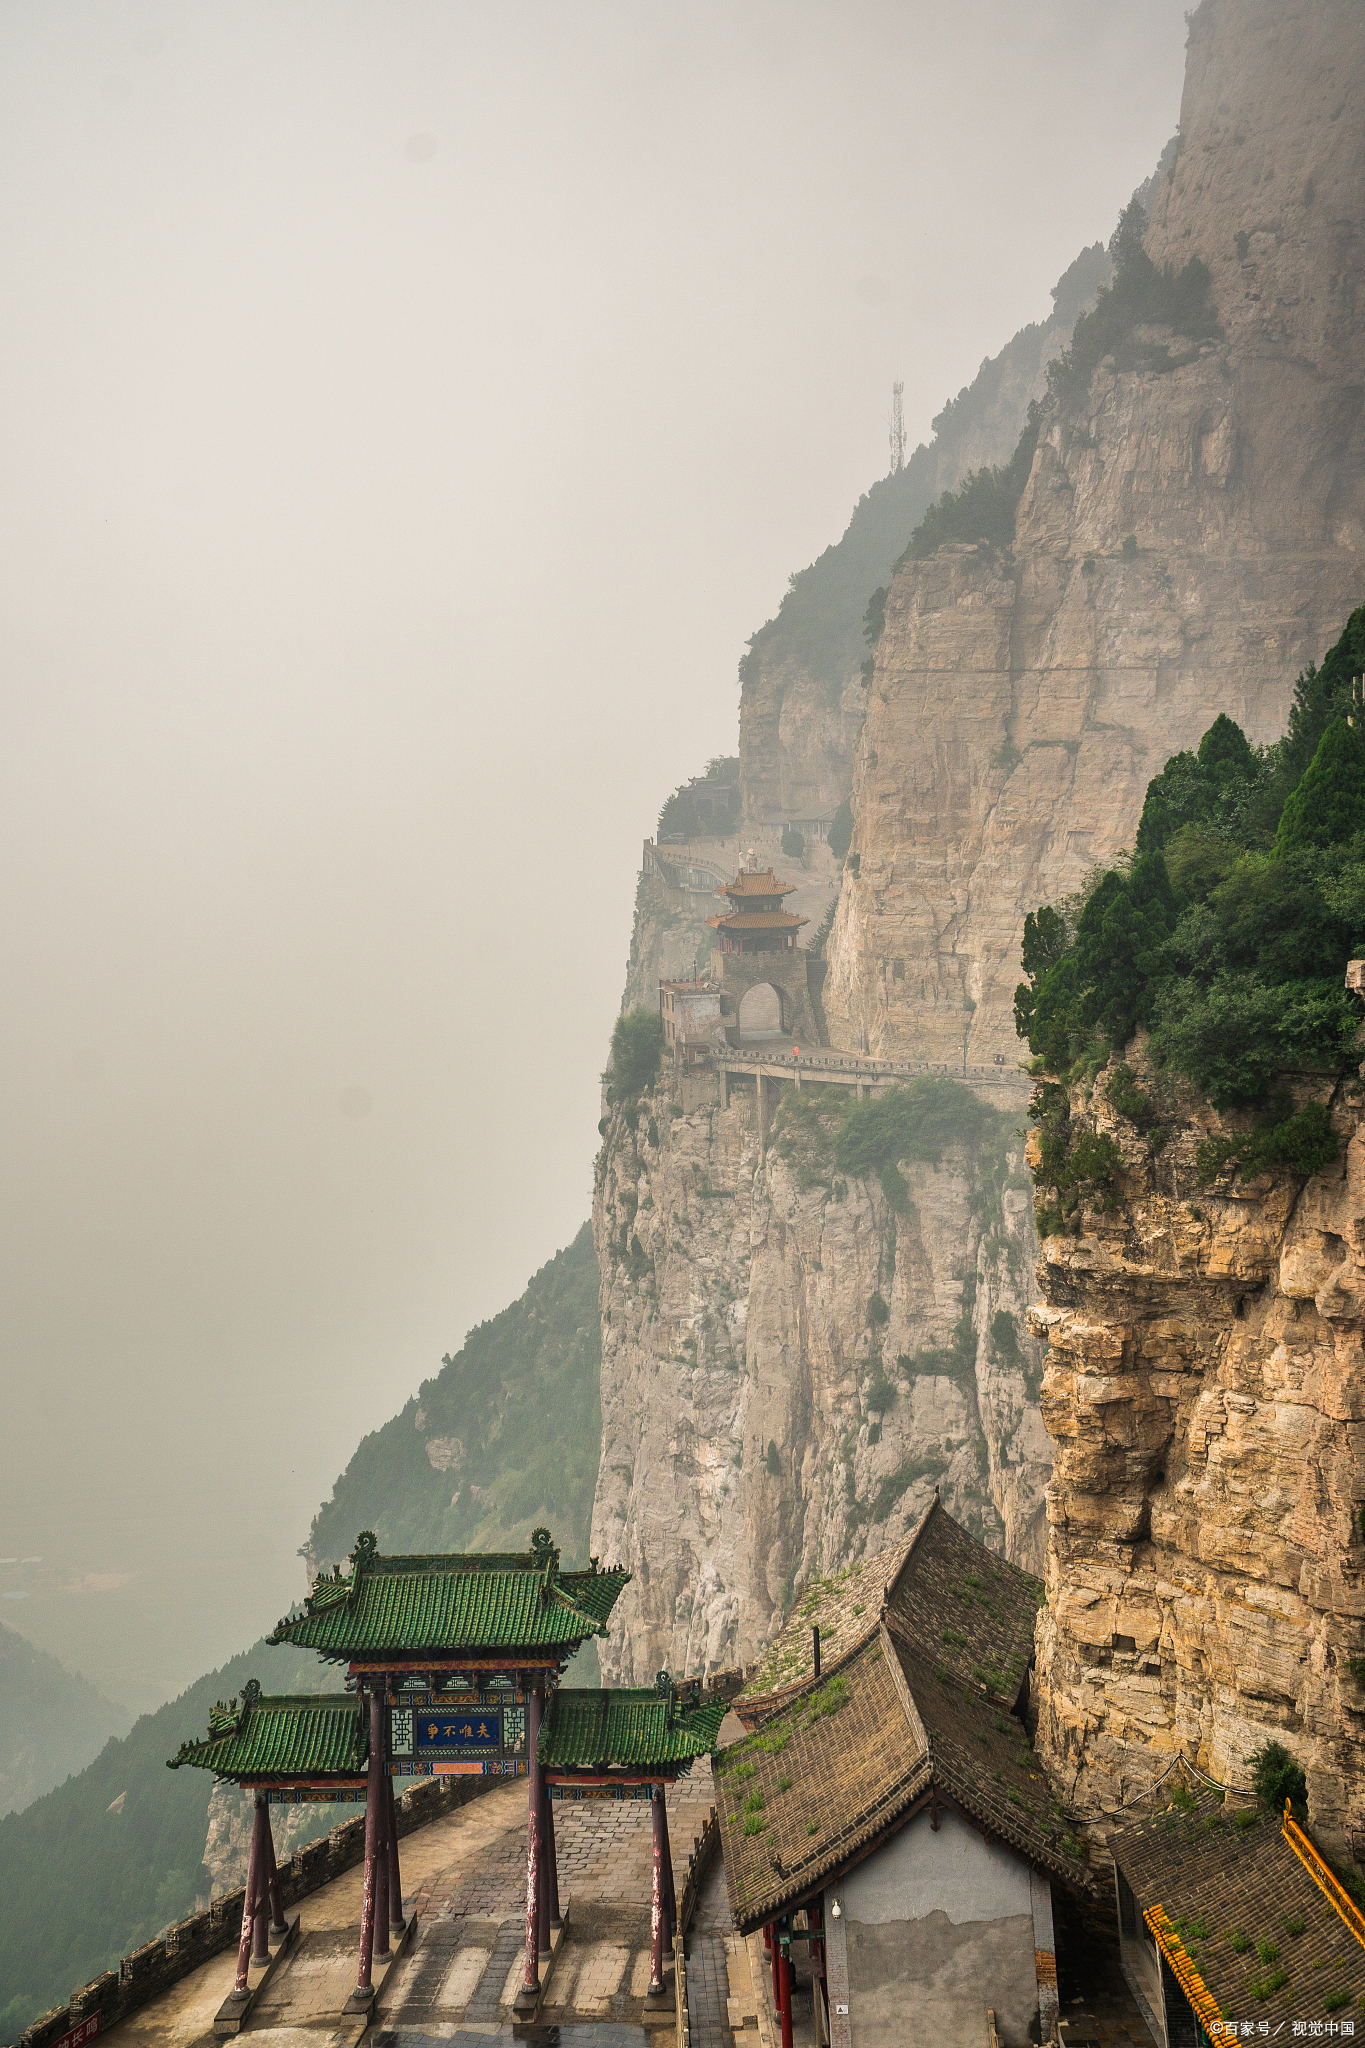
[738,243,1116,833]
[821,0,1365,1069]
[1026,1042,1365,1861]
[588,1076,1051,1683]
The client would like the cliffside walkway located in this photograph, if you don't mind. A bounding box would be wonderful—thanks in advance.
[717,1044,1031,1099]
[95,1776,716,2048]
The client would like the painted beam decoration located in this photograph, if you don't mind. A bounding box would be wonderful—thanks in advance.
[388,1677,530,1778]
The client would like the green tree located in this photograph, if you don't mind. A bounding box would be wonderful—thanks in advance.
[1072,853,1178,1044]
[828,796,854,863]
[1274,716,1365,855]
[605,1006,665,1103]
[1277,605,1365,787]
[1246,1739,1307,1818]
[781,825,805,858]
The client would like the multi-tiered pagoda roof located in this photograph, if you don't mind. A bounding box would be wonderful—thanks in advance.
[708,865,807,947]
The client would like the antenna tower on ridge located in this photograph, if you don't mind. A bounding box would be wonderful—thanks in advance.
[889,380,906,476]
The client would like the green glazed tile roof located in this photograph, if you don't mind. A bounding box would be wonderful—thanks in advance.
[538,1684,729,1770]
[167,1684,367,1782]
[268,1528,630,1659]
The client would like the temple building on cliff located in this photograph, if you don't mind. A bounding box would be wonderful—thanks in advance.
[706,854,817,1041]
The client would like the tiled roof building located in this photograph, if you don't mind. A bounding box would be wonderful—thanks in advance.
[537,1684,728,1772]
[1110,1764,1365,2045]
[168,1682,367,1787]
[717,867,798,899]
[717,1500,1081,2048]
[738,1494,1042,1720]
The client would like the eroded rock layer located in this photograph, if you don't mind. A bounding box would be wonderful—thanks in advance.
[1028,1048,1365,1859]
[821,0,1365,1069]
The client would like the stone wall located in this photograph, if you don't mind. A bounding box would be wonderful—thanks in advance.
[710,947,817,1045]
[14,1773,500,2048]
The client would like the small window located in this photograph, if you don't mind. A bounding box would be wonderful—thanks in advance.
[892,959,905,980]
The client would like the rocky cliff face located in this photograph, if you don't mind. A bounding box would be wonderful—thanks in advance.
[592,0,1365,1726]
[1028,1043,1365,1860]
[738,250,1115,834]
[821,0,1365,1069]
[588,1077,1051,1683]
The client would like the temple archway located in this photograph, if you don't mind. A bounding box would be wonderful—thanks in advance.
[738,982,783,1036]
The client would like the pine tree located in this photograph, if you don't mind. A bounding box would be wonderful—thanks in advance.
[1074,853,1178,1045]
[1274,715,1365,855]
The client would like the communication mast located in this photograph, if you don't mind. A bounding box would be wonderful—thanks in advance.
[889,381,906,476]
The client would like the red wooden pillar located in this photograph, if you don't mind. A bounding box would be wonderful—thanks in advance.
[542,1777,561,1930]
[778,1932,795,2048]
[386,1774,405,1932]
[647,1784,666,1998]
[233,1797,267,1992]
[812,1904,829,2034]
[522,1684,543,1994]
[658,1789,675,1958]
[263,1800,286,1936]
[374,1773,392,1964]
[250,1798,270,1963]
[769,1922,781,2009]
[354,1687,384,2001]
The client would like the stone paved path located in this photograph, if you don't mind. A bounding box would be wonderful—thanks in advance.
[683,1856,733,2048]
[382,1777,715,2032]
[100,1774,720,2048]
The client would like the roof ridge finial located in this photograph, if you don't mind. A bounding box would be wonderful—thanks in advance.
[352,1530,378,1569]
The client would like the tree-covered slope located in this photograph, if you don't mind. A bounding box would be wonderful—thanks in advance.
[306,1223,601,1569]
[0,1635,326,2043]
[1016,605,1365,1215]
[0,1627,130,1819]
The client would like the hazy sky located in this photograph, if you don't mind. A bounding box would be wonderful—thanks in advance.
[0,0,1189,1712]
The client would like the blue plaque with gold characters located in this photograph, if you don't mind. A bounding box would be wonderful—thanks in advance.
[417,1710,502,1754]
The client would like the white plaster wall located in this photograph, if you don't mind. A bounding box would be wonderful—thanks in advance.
[841,1806,1032,1925]
[836,1809,1040,2048]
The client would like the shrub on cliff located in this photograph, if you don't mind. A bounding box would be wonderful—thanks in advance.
[896,402,1043,564]
[1046,198,1219,398]
[1246,1739,1307,1819]
[833,1075,999,1177]
[604,1006,664,1104]
[828,796,853,863]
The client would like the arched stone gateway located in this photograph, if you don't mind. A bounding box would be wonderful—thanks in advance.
[738,982,783,1036]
